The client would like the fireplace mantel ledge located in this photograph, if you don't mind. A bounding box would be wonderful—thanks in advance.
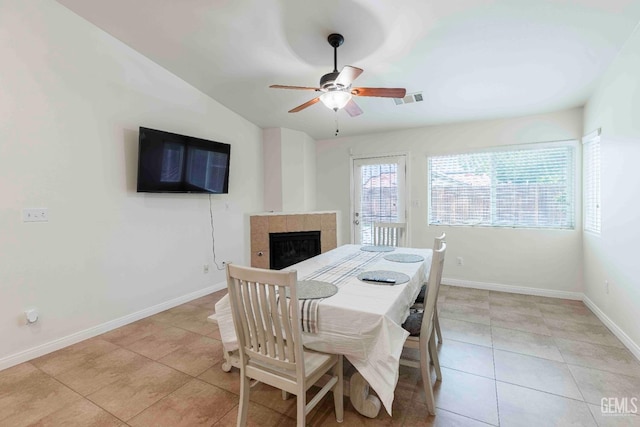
[250,210,338,216]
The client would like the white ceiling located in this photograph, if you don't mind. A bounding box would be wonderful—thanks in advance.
[56,0,640,140]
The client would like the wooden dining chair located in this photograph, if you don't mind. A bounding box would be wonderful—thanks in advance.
[225,264,344,427]
[400,242,446,416]
[373,222,407,247]
[413,233,446,342]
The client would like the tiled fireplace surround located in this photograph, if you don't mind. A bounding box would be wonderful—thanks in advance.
[250,212,337,269]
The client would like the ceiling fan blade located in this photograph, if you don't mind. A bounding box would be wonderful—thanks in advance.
[289,97,321,113]
[270,84,320,91]
[335,66,364,87]
[344,99,363,117]
[351,87,407,98]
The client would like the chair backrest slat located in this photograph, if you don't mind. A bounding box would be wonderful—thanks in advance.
[257,284,275,357]
[268,286,286,360]
[248,282,267,354]
[373,222,407,247]
[238,281,255,351]
[226,264,302,375]
[279,288,296,363]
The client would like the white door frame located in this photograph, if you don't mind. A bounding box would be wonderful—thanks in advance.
[350,153,409,245]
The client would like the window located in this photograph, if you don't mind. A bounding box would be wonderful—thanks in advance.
[428,142,576,229]
[583,130,601,233]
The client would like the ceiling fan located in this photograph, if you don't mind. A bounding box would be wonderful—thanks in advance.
[270,33,406,117]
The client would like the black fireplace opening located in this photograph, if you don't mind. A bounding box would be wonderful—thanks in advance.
[269,231,321,270]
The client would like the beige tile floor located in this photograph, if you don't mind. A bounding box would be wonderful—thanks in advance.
[2,286,640,426]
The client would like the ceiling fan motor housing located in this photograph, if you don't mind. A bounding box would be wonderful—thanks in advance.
[320,71,345,91]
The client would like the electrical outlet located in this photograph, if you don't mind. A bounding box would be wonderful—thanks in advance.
[456,257,464,266]
[23,208,48,222]
[203,264,210,274]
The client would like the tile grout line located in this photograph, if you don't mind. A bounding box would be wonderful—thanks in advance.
[30,361,130,425]
[550,335,640,379]
[41,328,207,424]
[494,379,587,404]
[435,363,496,381]
[434,407,500,427]
[565,361,600,426]
[490,321,501,426]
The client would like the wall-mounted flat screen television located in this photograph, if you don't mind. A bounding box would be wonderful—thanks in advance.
[137,127,230,194]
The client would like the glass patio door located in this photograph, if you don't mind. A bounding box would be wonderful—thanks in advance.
[352,155,406,244]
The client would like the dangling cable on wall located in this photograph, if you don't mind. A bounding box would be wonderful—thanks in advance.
[209,194,225,270]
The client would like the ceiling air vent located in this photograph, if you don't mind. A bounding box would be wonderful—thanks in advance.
[393,92,424,105]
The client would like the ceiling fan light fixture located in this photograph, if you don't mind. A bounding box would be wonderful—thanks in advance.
[320,90,352,111]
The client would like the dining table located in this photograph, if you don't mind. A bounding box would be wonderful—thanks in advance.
[212,243,432,418]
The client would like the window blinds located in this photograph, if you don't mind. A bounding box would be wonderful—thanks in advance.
[428,143,575,229]
[360,163,399,223]
[583,131,601,233]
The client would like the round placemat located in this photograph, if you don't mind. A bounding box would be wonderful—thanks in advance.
[286,280,338,300]
[357,270,410,285]
[384,253,425,263]
[360,245,396,252]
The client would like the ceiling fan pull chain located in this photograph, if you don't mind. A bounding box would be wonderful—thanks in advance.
[335,111,340,136]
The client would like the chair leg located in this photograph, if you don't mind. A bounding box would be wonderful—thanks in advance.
[237,375,251,427]
[434,308,443,343]
[419,339,436,415]
[297,389,306,427]
[429,332,442,381]
[333,356,344,423]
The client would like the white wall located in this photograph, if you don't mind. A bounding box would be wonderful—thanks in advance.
[0,0,263,367]
[262,127,317,213]
[281,128,316,212]
[583,25,640,353]
[303,131,317,212]
[262,128,283,212]
[316,108,584,294]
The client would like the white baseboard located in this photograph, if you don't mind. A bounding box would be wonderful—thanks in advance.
[442,277,583,300]
[583,296,640,362]
[0,281,227,371]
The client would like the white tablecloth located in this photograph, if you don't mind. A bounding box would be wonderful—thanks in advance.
[214,244,432,415]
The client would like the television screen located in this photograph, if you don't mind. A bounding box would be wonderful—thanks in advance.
[136,127,230,194]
